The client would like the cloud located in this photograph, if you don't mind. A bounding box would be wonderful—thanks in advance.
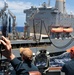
[66,3,74,14]
[0,1,4,8]
[0,0,33,13]
[7,1,33,13]
[0,0,33,26]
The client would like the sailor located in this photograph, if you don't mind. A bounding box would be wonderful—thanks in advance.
[19,47,39,71]
[61,46,74,75]
[0,36,41,75]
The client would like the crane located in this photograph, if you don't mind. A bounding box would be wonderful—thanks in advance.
[8,10,16,39]
[0,1,8,17]
[0,1,8,37]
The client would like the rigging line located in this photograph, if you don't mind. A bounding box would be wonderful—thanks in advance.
[33,19,42,54]
[42,20,74,49]
[39,20,42,42]
[42,20,50,37]
[33,19,42,43]
[33,19,36,42]
[49,37,74,49]
[33,19,38,54]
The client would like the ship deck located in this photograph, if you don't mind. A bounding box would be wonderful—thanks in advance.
[1,39,73,75]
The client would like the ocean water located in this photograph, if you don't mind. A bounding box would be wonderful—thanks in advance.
[16,26,24,32]
[0,26,24,32]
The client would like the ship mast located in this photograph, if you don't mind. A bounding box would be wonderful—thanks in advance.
[48,0,50,7]
[55,0,66,13]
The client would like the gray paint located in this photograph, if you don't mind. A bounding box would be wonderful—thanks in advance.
[24,0,74,37]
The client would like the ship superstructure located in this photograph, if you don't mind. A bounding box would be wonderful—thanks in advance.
[24,0,74,39]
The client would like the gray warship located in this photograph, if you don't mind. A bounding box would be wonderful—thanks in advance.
[23,0,74,52]
[0,0,74,75]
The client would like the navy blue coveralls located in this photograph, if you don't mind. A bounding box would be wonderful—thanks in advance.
[10,58,38,75]
[61,58,74,75]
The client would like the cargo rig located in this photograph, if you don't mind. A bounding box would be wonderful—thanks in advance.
[23,0,74,49]
[24,0,74,39]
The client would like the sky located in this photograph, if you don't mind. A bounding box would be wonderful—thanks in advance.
[0,0,74,27]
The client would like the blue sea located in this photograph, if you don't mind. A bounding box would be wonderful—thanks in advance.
[16,26,24,32]
[0,26,24,32]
